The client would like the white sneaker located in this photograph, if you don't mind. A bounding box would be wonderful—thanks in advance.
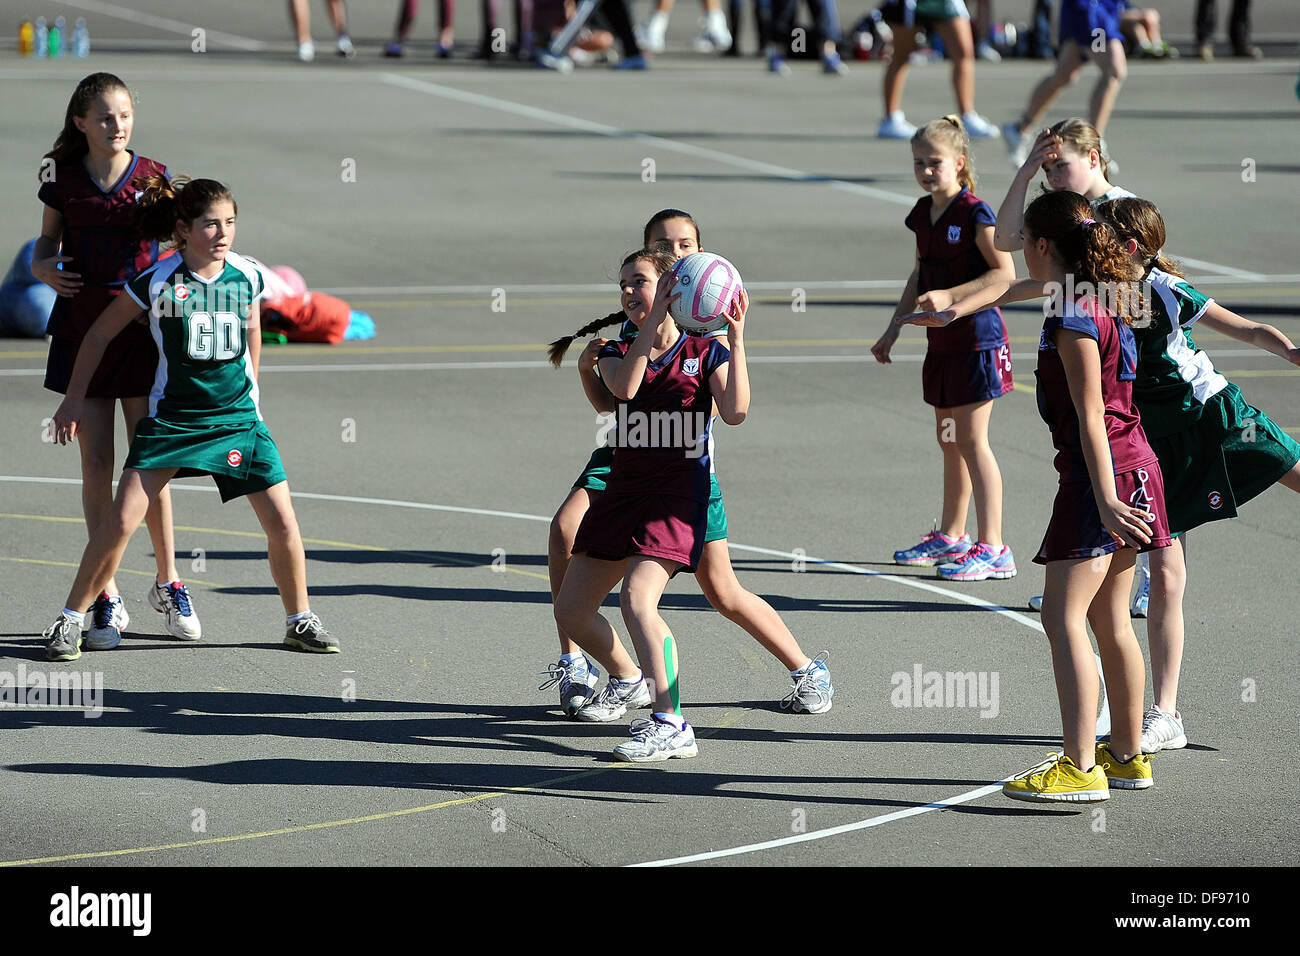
[1003,121,1031,166]
[636,19,666,54]
[975,41,1001,62]
[878,110,917,139]
[692,13,731,53]
[538,656,601,717]
[297,41,315,62]
[613,716,698,762]
[961,111,998,138]
[535,50,574,72]
[336,34,355,58]
[148,581,202,641]
[1028,595,1043,612]
[1140,706,1187,753]
[574,676,652,722]
[85,593,128,651]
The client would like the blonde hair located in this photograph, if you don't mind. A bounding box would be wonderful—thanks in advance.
[912,114,975,192]
[1049,118,1113,185]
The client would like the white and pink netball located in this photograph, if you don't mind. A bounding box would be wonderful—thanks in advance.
[668,252,744,334]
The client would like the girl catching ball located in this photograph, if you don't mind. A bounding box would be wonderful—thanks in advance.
[552,247,749,761]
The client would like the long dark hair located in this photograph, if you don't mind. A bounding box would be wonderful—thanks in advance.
[42,73,132,173]
[1024,190,1145,326]
[546,248,678,367]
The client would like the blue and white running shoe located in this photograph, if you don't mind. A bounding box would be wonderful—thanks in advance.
[937,543,1017,581]
[894,525,971,567]
[781,653,834,714]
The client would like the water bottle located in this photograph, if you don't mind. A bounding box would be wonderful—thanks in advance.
[72,17,89,57]
[34,17,48,58]
[49,15,65,57]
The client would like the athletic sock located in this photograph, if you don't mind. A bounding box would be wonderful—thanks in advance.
[653,711,685,729]
[62,608,85,625]
[286,610,313,626]
[560,651,585,665]
[790,658,814,677]
[612,670,643,686]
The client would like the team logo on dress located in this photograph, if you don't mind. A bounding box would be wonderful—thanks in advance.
[174,284,190,301]
[682,358,700,377]
[1208,491,1223,510]
[947,225,962,243]
[227,450,242,467]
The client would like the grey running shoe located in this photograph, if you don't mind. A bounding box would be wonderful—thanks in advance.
[782,653,834,714]
[574,676,652,723]
[538,656,601,717]
[284,613,339,653]
[614,716,698,762]
[44,614,83,662]
[1140,706,1186,753]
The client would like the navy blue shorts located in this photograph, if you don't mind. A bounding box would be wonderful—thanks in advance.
[1034,462,1172,564]
[1059,0,1124,54]
[922,345,1013,409]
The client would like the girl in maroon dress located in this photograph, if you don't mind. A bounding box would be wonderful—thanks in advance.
[33,73,200,652]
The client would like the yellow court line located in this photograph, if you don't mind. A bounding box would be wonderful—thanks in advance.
[0,514,550,582]
[0,707,750,866]
[1012,382,1036,395]
[0,555,229,590]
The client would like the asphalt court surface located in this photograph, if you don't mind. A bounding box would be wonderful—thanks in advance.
[0,2,1298,872]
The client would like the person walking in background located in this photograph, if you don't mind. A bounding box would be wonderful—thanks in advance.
[1195,0,1260,60]
[289,0,355,61]
[877,1,998,139]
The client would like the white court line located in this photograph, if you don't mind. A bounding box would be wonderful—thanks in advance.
[0,349,1285,376]
[317,274,1300,296]
[381,73,918,209]
[379,73,1274,280]
[630,784,1008,866]
[1,474,1103,865]
[51,0,267,51]
[319,280,912,296]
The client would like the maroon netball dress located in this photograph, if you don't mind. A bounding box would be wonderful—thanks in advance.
[573,332,729,573]
[40,152,167,397]
[1034,296,1172,564]
[906,187,1014,409]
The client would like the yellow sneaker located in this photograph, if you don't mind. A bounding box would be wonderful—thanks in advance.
[1096,742,1154,790]
[1002,752,1110,803]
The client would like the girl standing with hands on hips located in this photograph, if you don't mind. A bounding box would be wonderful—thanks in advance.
[34,73,200,655]
[553,248,749,762]
[41,177,337,661]
[873,116,1018,582]
[901,190,1167,801]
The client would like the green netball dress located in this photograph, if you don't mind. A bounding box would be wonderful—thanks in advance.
[1134,268,1300,533]
[123,250,287,502]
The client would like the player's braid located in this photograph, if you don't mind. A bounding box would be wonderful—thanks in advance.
[546,311,627,368]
